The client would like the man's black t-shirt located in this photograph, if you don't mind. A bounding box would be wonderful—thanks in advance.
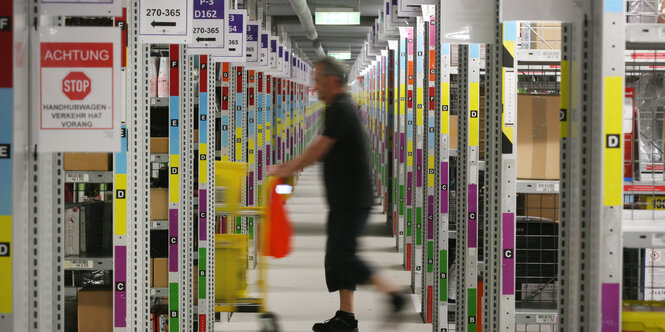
[321,92,374,208]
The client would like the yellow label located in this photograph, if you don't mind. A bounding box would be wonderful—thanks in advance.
[400,84,406,115]
[560,60,570,139]
[169,154,180,203]
[469,82,480,147]
[441,82,450,134]
[258,125,263,146]
[248,139,255,164]
[114,173,127,236]
[199,144,207,184]
[417,87,424,126]
[235,128,243,161]
[407,142,413,167]
[604,76,623,206]
[647,196,665,210]
[266,122,271,146]
[0,215,12,313]
[428,155,435,187]
[503,40,515,58]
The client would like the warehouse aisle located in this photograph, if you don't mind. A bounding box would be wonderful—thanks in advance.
[216,164,432,332]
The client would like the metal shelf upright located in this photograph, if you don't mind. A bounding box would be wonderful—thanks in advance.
[412,16,426,301]
[405,26,415,271]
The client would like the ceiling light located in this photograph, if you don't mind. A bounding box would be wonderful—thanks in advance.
[328,51,351,60]
[315,8,360,25]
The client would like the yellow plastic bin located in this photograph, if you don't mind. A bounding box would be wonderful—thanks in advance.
[623,301,665,332]
[214,234,248,303]
[215,161,248,214]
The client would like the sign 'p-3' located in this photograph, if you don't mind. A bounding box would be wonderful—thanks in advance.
[36,27,121,152]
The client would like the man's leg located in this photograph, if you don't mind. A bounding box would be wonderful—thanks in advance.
[339,289,355,313]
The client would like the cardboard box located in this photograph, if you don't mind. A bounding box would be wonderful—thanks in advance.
[78,288,112,332]
[517,95,560,180]
[151,137,169,154]
[150,188,168,220]
[193,264,199,305]
[449,115,458,150]
[64,153,111,171]
[153,258,168,288]
[522,194,559,221]
[150,258,154,287]
[194,129,199,145]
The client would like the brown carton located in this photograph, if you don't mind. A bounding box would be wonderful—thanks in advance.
[449,115,458,150]
[517,95,560,180]
[153,258,169,288]
[151,137,169,154]
[150,258,154,287]
[64,153,112,171]
[522,194,559,221]
[150,188,168,220]
[78,288,112,332]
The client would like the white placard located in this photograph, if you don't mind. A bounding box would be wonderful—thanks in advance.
[40,0,121,16]
[645,249,665,300]
[501,0,585,22]
[504,70,517,126]
[269,37,278,72]
[210,9,246,62]
[259,30,270,69]
[139,0,193,44]
[440,0,495,44]
[187,0,226,54]
[34,27,121,152]
[398,0,434,17]
[245,22,259,63]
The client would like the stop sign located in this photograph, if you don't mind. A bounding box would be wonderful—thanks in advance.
[62,72,91,100]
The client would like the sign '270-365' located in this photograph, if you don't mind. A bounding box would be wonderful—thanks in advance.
[139,0,194,44]
[36,27,121,152]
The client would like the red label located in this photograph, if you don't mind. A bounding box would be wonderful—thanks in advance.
[41,42,113,68]
[631,52,665,59]
[236,67,243,92]
[429,87,435,110]
[408,90,413,109]
[222,87,229,110]
[249,87,254,106]
[199,315,206,331]
[169,44,179,96]
[258,72,263,92]
[1,1,12,88]
[267,75,271,94]
[427,286,433,323]
[200,55,207,93]
[222,62,229,82]
[406,244,412,271]
[249,70,255,83]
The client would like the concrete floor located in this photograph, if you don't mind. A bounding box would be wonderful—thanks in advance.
[216,164,433,332]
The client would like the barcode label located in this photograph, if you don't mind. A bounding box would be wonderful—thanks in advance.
[536,314,557,324]
[536,182,559,193]
[66,173,89,183]
[65,259,93,269]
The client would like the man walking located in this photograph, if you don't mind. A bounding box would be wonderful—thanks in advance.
[269,57,405,332]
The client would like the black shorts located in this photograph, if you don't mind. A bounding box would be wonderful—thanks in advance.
[324,207,373,292]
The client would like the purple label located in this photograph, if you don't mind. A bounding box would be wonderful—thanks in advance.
[602,283,621,331]
[386,2,390,16]
[247,24,258,41]
[271,39,276,52]
[502,213,515,295]
[194,0,224,19]
[229,14,243,33]
[427,195,434,240]
[258,150,263,181]
[199,190,207,241]
[279,46,283,58]
[399,133,405,162]
[416,149,423,187]
[285,51,289,61]
[441,162,449,213]
[266,145,271,165]
[248,172,254,205]
[114,246,127,327]
[394,133,398,156]
[468,184,477,248]
[407,172,413,205]
[261,34,268,48]
[169,209,179,272]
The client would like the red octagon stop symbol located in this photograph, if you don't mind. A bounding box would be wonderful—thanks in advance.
[62,72,91,100]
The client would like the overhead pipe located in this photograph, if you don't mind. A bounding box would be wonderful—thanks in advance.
[288,0,326,58]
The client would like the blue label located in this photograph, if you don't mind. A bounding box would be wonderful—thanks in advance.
[247,24,258,41]
[0,89,12,215]
[229,14,243,33]
[279,46,283,58]
[261,34,268,48]
[271,39,276,52]
[194,0,224,19]
[285,51,289,61]
[386,1,390,15]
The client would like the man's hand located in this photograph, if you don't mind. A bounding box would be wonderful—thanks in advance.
[267,163,293,178]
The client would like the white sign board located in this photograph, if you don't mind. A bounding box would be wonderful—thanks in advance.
[258,30,270,69]
[440,0,494,44]
[245,22,259,63]
[40,0,121,16]
[34,27,121,152]
[211,9,246,62]
[501,0,585,22]
[139,0,194,44]
[187,0,226,54]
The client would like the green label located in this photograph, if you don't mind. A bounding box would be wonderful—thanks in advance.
[399,185,404,215]
[416,207,422,245]
[406,208,412,237]
[468,288,477,330]
[427,241,433,272]
[199,249,206,299]
[236,216,242,234]
[440,250,448,301]
[248,217,254,240]
[169,283,180,332]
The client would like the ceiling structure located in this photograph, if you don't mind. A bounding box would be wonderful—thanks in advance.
[264,0,384,66]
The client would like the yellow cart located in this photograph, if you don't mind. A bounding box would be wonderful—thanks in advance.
[214,161,293,332]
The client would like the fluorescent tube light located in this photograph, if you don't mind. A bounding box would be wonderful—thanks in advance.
[315,8,360,25]
[328,51,351,60]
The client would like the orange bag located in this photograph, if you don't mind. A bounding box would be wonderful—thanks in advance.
[263,178,293,258]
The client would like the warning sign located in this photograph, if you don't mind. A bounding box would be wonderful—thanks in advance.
[36,27,121,152]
